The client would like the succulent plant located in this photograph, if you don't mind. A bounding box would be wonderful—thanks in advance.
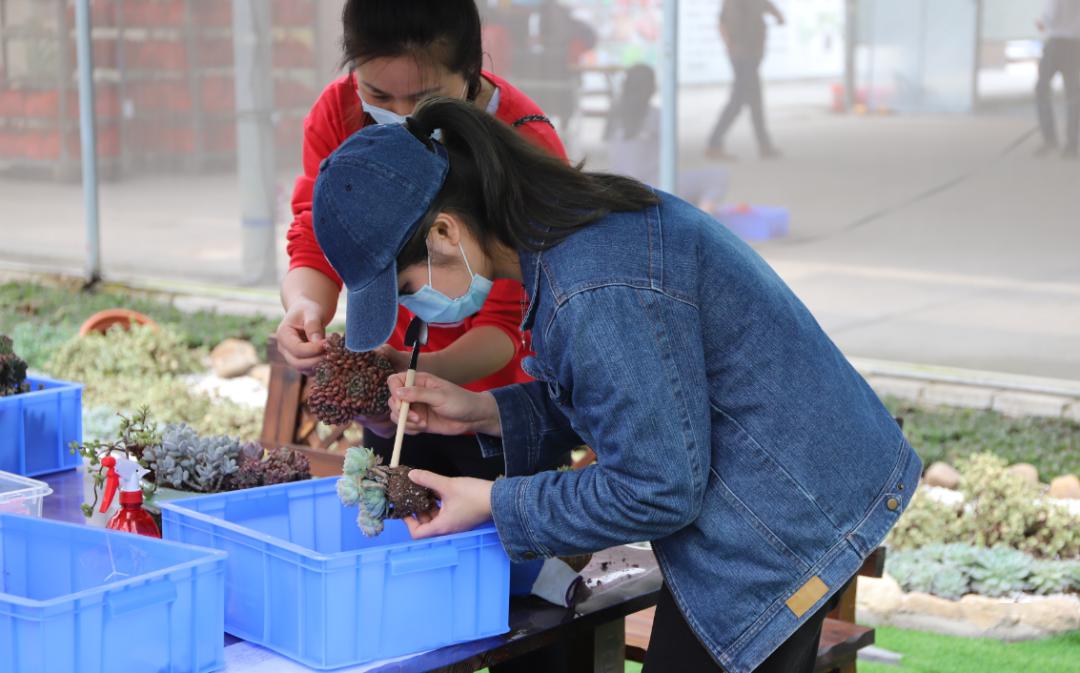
[969,547,1033,597]
[225,444,311,490]
[337,446,435,537]
[142,423,242,493]
[1028,559,1080,595]
[0,334,30,397]
[307,334,395,425]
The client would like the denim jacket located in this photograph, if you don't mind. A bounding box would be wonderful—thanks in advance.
[477,192,922,673]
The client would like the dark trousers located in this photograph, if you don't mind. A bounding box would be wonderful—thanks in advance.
[709,56,773,151]
[642,581,842,673]
[363,428,507,480]
[1036,38,1080,150]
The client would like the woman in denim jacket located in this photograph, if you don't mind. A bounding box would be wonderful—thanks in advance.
[312,98,922,673]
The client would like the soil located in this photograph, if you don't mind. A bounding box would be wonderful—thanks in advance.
[561,554,594,573]
[384,466,436,519]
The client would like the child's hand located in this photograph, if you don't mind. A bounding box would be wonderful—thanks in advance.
[275,299,327,372]
[403,471,494,539]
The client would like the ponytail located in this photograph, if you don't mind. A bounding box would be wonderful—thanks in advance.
[396,97,660,269]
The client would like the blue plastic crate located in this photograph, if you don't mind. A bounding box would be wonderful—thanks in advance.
[0,375,83,476]
[716,205,790,242]
[0,514,227,673]
[160,477,510,670]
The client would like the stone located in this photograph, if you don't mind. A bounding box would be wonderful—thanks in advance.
[1005,463,1040,487]
[866,376,925,402]
[1014,596,1080,634]
[992,392,1070,419]
[925,461,962,490]
[1048,474,1080,500]
[248,363,271,388]
[857,574,904,615]
[921,383,996,410]
[958,594,1018,631]
[901,592,964,621]
[210,339,259,378]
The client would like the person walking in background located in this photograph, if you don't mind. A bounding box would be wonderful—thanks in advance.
[1035,0,1080,159]
[707,0,784,160]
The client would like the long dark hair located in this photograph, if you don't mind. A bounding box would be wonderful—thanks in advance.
[605,64,656,141]
[397,98,661,269]
[341,0,484,101]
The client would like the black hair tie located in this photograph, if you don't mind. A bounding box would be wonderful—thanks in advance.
[405,116,435,151]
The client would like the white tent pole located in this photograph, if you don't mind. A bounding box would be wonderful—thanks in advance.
[659,0,679,193]
[75,0,101,284]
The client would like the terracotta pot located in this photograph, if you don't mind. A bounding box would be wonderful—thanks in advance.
[78,309,159,337]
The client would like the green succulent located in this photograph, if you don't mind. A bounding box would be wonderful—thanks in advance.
[969,547,1033,597]
[888,453,1080,559]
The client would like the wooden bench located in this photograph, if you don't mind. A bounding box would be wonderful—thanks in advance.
[624,547,885,673]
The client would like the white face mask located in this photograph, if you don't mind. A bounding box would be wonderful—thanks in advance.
[357,81,469,130]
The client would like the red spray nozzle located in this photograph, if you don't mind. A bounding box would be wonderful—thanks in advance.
[99,455,119,513]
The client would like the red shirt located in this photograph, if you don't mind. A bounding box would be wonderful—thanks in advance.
[287,71,566,392]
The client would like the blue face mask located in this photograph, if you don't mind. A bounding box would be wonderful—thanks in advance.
[358,83,465,136]
[360,95,407,126]
[399,243,493,326]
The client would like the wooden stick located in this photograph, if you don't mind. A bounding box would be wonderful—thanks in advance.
[389,367,416,468]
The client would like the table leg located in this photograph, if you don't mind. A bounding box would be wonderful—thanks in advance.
[568,618,626,673]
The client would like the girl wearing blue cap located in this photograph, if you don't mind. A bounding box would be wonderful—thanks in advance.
[312,98,920,673]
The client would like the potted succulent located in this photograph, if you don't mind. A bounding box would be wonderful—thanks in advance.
[0,334,83,476]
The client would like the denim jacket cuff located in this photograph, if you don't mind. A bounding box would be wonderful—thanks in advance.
[483,385,542,476]
[491,476,549,562]
[475,433,504,460]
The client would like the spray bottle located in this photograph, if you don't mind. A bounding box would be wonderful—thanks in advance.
[99,455,161,538]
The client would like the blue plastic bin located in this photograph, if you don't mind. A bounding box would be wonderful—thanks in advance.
[0,375,83,476]
[0,514,227,673]
[160,477,510,670]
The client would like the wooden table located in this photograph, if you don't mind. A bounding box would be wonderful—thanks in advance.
[39,470,662,673]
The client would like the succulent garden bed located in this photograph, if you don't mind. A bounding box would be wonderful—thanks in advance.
[1,279,280,442]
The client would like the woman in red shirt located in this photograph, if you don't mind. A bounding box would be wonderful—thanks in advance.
[280,0,569,483]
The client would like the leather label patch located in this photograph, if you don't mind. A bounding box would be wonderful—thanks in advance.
[785,576,828,618]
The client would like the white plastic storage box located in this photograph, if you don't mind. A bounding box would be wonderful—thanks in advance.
[0,514,227,673]
[160,477,510,670]
[0,471,52,517]
[0,375,83,476]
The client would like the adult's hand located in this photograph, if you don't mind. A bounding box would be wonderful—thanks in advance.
[403,471,494,539]
[388,371,502,437]
[275,297,327,372]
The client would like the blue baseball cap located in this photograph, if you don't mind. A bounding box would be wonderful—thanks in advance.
[313,122,449,352]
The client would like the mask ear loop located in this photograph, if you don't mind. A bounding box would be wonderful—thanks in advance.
[459,243,475,278]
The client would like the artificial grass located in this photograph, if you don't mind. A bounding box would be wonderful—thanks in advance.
[859,626,1080,673]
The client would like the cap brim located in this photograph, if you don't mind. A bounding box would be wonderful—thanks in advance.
[344,263,399,352]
